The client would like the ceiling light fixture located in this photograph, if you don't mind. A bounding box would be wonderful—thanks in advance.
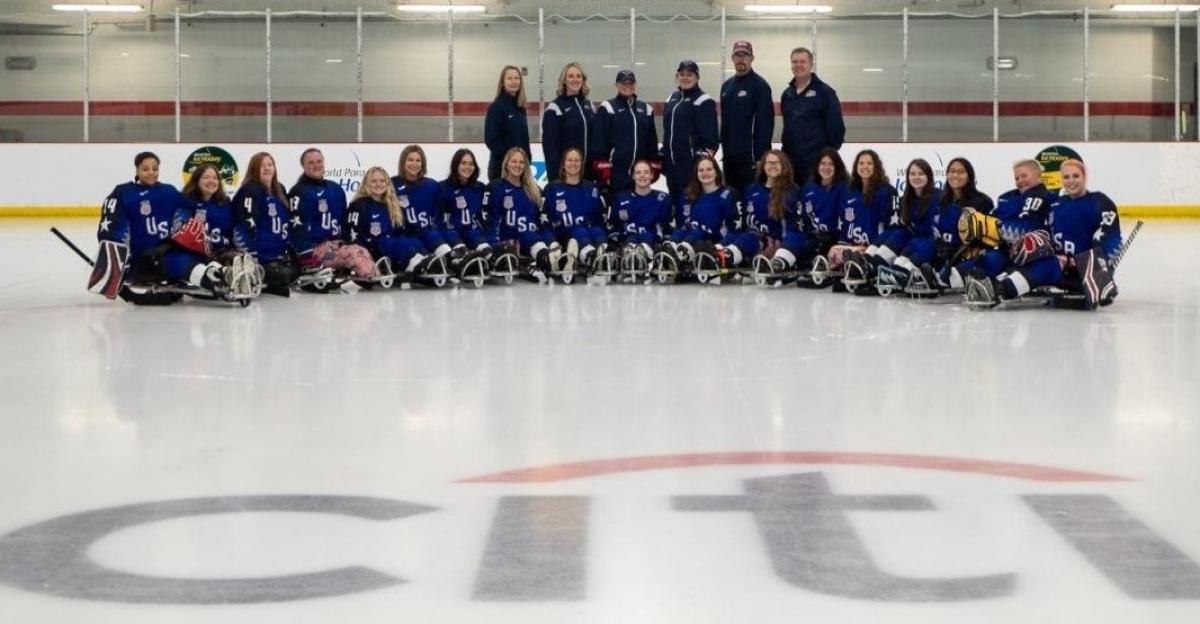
[52,4,143,12]
[745,5,832,14]
[397,4,486,13]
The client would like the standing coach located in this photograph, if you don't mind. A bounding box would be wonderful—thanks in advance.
[781,46,845,185]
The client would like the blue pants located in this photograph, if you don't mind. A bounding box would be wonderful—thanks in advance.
[377,235,429,268]
[878,229,912,257]
[502,230,555,257]
[1012,255,1064,290]
[560,225,608,248]
[453,225,494,249]
[162,249,207,282]
[669,228,712,245]
[721,231,760,258]
[901,237,936,266]
[413,228,457,252]
[958,249,1008,277]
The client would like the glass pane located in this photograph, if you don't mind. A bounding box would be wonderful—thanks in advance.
[454,18,540,145]
[818,17,903,143]
[1090,14,1179,141]
[272,15,359,143]
[88,19,175,142]
[362,17,450,144]
[180,16,267,143]
[0,12,85,142]
[999,15,1084,142]
[908,15,994,142]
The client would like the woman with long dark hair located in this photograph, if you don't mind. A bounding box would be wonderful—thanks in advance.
[846,158,941,293]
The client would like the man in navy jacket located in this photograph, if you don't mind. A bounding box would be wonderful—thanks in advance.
[720,40,774,195]
[781,47,845,185]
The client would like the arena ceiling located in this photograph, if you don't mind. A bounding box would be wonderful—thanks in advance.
[0,1,1193,30]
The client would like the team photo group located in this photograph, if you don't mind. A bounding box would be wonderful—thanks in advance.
[86,42,1125,310]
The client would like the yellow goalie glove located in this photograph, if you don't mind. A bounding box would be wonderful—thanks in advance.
[958,208,1002,247]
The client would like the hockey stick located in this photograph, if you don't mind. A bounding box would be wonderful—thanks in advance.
[1109,219,1144,271]
[50,227,95,267]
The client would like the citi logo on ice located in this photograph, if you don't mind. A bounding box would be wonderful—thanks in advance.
[0,452,1195,605]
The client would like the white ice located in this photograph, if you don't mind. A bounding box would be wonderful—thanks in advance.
[0,218,1198,623]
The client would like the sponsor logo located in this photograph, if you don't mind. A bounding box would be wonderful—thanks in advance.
[1037,144,1083,191]
[181,146,239,193]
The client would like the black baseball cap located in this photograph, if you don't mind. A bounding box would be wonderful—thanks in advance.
[616,69,636,83]
[676,60,699,75]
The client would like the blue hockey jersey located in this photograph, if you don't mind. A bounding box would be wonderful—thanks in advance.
[98,181,181,256]
[676,187,741,241]
[543,180,606,233]
[994,183,1057,243]
[743,183,802,239]
[289,176,347,245]
[171,196,245,253]
[392,176,444,235]
[841,183,897,246]
[611,189,671,244]
[486,179,544,241]
[1049,191,1122,259]
[800,181,847,237]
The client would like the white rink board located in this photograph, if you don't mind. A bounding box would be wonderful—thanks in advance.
[1,142,1197,211]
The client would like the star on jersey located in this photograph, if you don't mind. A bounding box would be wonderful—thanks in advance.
[291,214,304,227]
[98,217,111,233]
[349,229,359,242]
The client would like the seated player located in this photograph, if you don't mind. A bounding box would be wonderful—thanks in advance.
[439,148,514,280]
[967,159,1122,309]
[289,147,379,285]
[817,149,897,291]
[160,162,260,302]
[232,151,325,297]
[792,148,849,287]
[955,157,1056,284]
[89,151,183,304]
[743,149,803,284]
[544,147,611,279]
[486,147,561,280]
[654,155,741,282]
[859,158,941,294]
[347,166,447,286]
[394,144,487,282]
[895,157,996,295]
[609,159,671,280]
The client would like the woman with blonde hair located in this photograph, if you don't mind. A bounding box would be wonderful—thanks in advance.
[542,61,598,183]
[968,159,1123,309]
[487,147,560,277]
[484,65,531,181]
[347,166,447,286]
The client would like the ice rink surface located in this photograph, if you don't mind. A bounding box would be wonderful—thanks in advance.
[0,218,1198,623]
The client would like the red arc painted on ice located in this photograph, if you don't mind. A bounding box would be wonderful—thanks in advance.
[457,452,1130,483]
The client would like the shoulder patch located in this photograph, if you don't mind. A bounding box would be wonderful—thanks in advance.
[600,100,615,114]
[546,102,563,116]
[694,93,714,106]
